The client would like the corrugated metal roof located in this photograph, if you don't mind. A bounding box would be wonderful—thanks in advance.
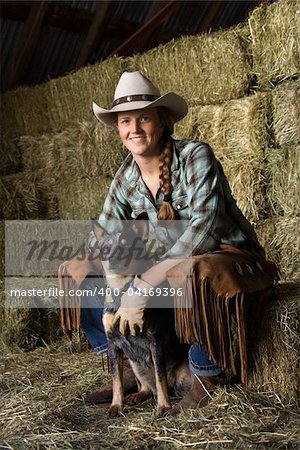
[60,0,101,13]
[162,1,210,34]
[0,18,25,81]
[109,1,154,24]
[24,26,85,83]
[0,0,263,92]
[213,0,258,29]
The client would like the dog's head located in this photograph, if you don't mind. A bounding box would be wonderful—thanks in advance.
[92,212,150,276]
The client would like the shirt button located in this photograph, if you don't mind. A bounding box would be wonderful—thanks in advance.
[177,204,181,209]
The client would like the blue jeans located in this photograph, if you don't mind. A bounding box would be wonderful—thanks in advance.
[80,277,221,376]
[188,344,222,377]
[80,276,108,355]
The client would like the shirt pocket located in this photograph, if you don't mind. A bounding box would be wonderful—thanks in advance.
[172,194,190,219]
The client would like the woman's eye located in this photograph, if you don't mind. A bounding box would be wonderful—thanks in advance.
[140,116,151,123]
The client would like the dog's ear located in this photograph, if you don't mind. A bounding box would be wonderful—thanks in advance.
[132,212,149,242]
[92,219,105,242]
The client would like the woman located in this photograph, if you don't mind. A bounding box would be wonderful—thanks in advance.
[61,71,277,413]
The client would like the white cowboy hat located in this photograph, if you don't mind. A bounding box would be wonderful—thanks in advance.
[92,71,188,126]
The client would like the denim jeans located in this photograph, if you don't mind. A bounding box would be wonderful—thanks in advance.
[80,277,221,376]
[80,276,108,355]
[188,344,222,376]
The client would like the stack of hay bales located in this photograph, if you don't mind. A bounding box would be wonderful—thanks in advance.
[247,0,300,282]
[174,93,270,223]
[0,0,299,400]
[0,60,129,352]
[264,80,300,281]
[250,282,299,405]
[127,28,252,106]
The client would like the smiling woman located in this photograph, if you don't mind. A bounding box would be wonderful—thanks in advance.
[116,109,163,160]
[59,70,278,415]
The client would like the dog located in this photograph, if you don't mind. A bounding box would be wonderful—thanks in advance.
[92,213,192,417]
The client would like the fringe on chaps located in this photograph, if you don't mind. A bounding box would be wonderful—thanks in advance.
[166,251,279,385]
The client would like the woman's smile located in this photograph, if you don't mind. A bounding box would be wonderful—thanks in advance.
[130,136,147,144]
[117,108,163,157]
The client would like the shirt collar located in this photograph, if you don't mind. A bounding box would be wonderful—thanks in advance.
[127,137,179,185]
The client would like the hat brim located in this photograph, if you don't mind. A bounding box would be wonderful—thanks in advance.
[92,92,188,127]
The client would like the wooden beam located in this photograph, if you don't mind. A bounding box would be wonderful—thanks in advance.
[196,0,224,34]
[0,1,93,34]
[6,1,48,90]
[108,0,181,58]
[75,1,111,68]
[136,0,178,54]
[0,1,139,39]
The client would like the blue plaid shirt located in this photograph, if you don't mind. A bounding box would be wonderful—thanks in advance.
[91,139,264,259]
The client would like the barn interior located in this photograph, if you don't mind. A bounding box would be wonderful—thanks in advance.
[0,0,299,448]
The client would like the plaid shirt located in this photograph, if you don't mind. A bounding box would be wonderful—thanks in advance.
[91,138,264,259]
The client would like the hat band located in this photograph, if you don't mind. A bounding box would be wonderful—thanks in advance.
[112,94,159,107]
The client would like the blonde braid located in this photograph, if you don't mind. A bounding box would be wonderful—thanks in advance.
[157,136,177,221]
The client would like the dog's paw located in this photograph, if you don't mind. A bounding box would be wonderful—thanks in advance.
[156,404,171,417]
[108,404,122,418]
[125,390,152,405]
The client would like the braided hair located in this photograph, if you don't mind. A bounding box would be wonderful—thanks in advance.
[157,108,177,221]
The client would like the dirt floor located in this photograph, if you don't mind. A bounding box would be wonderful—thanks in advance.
[0,343,299,450]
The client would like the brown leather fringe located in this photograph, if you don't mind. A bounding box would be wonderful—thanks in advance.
[173,265,277,385]
[58,264,81,342]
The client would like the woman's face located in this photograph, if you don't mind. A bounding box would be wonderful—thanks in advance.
[117,108,163,158]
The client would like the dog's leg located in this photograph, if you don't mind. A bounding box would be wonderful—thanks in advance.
[124,361,152,405]
[108,345,124,417]
[125,383,152,405]
[169,360,193,397]
[103,311,115,335]
[150,342,171,416]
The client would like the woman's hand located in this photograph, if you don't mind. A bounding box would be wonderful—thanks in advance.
[113,276,153,336]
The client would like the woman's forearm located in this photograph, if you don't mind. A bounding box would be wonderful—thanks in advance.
[140,258,186,287]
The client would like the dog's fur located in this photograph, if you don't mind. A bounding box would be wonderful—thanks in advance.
[93,215,192,417]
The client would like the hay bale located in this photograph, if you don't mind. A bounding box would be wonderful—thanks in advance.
[273,216,300,282]
[256,216,300,281]
[20,123,127,181]
[19,134,60,219]
[0,173,41,220]
[8,150,59,218]
[46,57,126,130]
[175,92,270,223]
[19,133,60,173]
[266,145,300,216]
[34,171,59,220]
[0,221,4,279]
[18,123,127,220]
[1,84,48,139]
[249,0,300,87]
[128,27,251,106]
[4,221,91,280]
[251,282,300,405]
[57,177,112,220]
[254,218,280,266]
[0,279,61,352]
[1,57,125,139]
[56,121,127,181]
[0,138,21,175]
[272,80,300,147]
